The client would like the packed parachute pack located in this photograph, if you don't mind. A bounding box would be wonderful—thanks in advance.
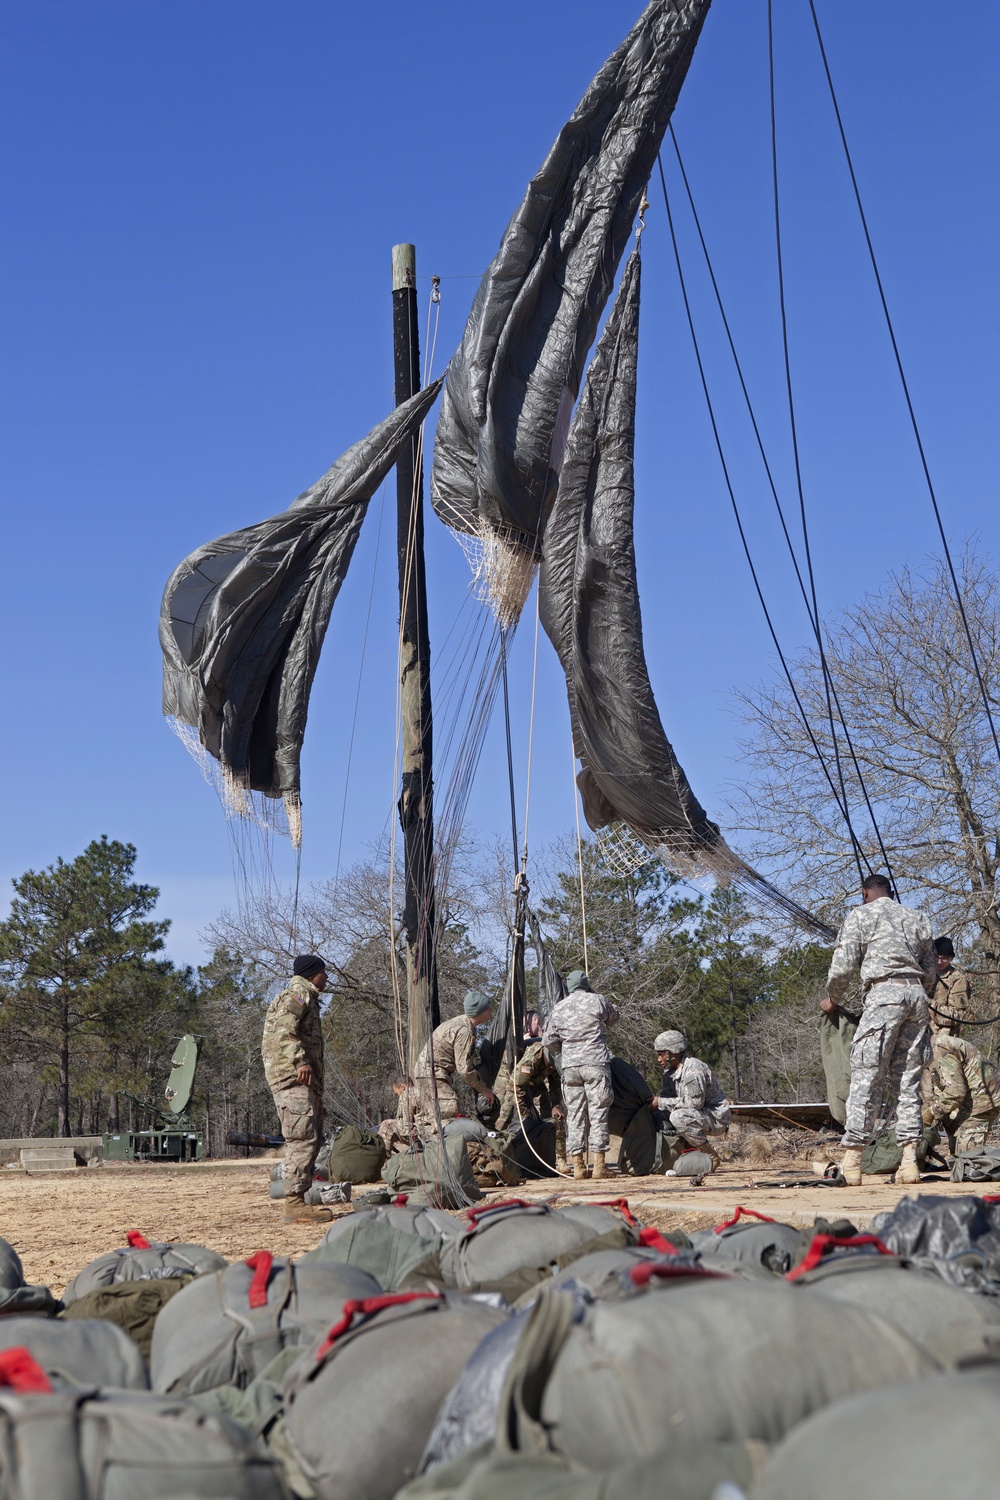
[2,1193,1000,1497]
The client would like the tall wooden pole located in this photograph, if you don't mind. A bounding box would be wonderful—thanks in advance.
[392,243,439,1074]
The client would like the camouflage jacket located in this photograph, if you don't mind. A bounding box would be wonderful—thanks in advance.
[261,975,324,1092]
[658,1055,729,1113]
[414,1013,488,1093]
[496,1041,562,1128]
[543,989,619,1069]
[922,1033,1000,1122]
[827,897,936,1006]
[930,966,974,1030]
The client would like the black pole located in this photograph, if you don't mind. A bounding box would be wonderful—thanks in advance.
[392,243,440,1068]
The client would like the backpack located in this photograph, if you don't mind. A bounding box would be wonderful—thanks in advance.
[149,1253,381,1396]
[282,1290,507,1500]
[324,1125,387,1185]
[0,1238,59,1316]
[689,1208,809,1277]
[860,1124,940,1176]
[498,1278,932,1469]
[0,1350,287,1500]
[301,1211,451,1292]
[0,1315,148,1389]
[62,1279,190,1361]
[383,1134,482,1207]
[62,1232,227,1304]
[435,1200,637,1302]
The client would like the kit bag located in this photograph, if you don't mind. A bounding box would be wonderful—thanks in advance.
[790,1246,1000,1366]
[951,1147,1000,1182]
[62,1279,190,1362]
[0,1237,59,1316]
[861,1124,940,1176]
[0,1316,148,1390]
[325,1125,387,1185]
[498,1278,933,1470]
[383,1134,482,1207]
[0,1351,288,1500]
[282,1290,507,1500]
[150,1253,381,1396]
[500,1119,558,1179]
[690,1209,809,1278]
[436,1200,637,1301]
[63,1232,226,1304]
[752,1366,1000,1500]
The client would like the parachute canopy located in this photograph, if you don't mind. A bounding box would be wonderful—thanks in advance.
[160,379,442,842]
[431,0,711,614]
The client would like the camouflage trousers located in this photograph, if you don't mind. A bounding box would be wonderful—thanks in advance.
[842,983,930,1149]
[413,1074,459,1137]
[668,1103,731,1148]
[563,1064,613,1155]
[377,1117,415,1156]
[272,1083,323,1197]
[945,1109,998,1157]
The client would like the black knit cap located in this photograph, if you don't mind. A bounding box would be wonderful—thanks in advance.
[293,954,327,979]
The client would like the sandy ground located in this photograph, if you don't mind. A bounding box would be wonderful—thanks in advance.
[0,1155,981,1295]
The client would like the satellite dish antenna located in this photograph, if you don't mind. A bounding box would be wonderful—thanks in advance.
[164,1034,199,1122]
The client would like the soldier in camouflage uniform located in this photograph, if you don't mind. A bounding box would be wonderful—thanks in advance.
[543,970,618,1180]
[261,954,332,1222]
[412,991,496,1136]
[652,1030,731,1167]
[827,874,936,1186]
[495,1040,568,1169]
[377,1076,416,1156]
[929,937,974,1035]
[922,1031,1000,1156]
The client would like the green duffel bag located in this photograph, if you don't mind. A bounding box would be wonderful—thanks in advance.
[860,1124,940,1176]
[951,1147,1000,1182]
[689,1209,809,1278]
[325,1124,386,1184]
[436,1201,637,1302]
[0,1314,148,1390]
[0,1351,288,1500]
[751,1367,1000,1500]
[62,1278,191,1361]
[401,1439,767,1500]
[383,1134,482,1207]
[790,1247,1000,1366]
[500,1278,933,1469]
[0,1237,59,1316]
[282,1290,508,1500]
[63,1233,227,1304]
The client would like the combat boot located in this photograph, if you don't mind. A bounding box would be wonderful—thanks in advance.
[572,1153,588,1180]
[555,1152,570,1174]
[283,1194,333,1223]
[897,1142,921,1185]
[840,1146,863,1186]
[701,1141,721,1171]
[591,1151,607,1181]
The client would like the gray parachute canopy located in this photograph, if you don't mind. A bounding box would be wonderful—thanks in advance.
[160,379,442,839]
[431,0,711,577]
[540,250,836,939]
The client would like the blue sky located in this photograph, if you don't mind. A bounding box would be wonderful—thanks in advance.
[2,1,997,966]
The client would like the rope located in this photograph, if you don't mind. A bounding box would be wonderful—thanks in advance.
[499,628,520,872]
[807,0,1000,778]
[521,581,541,873]
[571,735,590,974]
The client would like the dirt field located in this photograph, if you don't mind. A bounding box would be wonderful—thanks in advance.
[0,1156,980,1295]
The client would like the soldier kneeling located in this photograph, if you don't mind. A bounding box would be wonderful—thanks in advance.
[652,1030,731,1169]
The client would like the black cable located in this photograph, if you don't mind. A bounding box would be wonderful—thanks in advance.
[807,0,1000,778]
[667,124,897,886]
[656,154,867,882]
[767,2,897,890]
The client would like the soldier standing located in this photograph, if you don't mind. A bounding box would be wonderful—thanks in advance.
[543,970,618,1180]
[261,954,332,1223]
[930,937,974,1035]
[412,991,496,1134]
[495,1039,568,1171]
[651,1030,731,1167]
[827,874,936,1186]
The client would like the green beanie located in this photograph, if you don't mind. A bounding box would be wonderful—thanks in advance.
[565,970,591,993]
[464,989,490,1017]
